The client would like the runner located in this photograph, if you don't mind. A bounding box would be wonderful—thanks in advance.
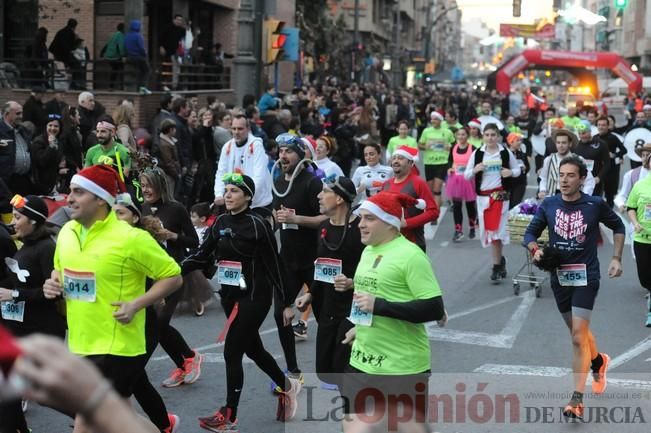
[573,120,610,197]
[42,165,183,433]
[342,191,447,433]
[182,173,301,430]
[538,129,595,199]
[626,151,651,326]
[1,195,65,433]
[386,120,418,159]
[381,145,439,251]
[418,111,455,217]
[294,175,363,390]
[351,143,392,198]
[138,168,203,388]
[446,127,477,242]
[464,123,521,282]
[113,191,180,433]
[615,143,650,212]
[272,133,326,374]
[467,119,483,148]
[84,119,132,181]
[524,155,625,419]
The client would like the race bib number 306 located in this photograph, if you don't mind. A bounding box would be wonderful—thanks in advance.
[314,258,342,284]
[557,264,587,287]
[1,301,25,322]
[63,269,97,302]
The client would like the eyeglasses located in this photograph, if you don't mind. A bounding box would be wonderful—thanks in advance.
[10,194,48,220]
[48,113,62,120]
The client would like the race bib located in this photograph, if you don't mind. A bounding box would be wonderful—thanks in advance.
[455,165,466,175]
[217,260,242,286]
[281,208,298,230]
[313,258,342,284]
[645,204,651,221]
[348,301,373,326]
[485,159,502,174]
[63,269,97,302]
[430,140,445,151]
[557,264,587,287]
[1,301,25,322]
[584,159,595,172]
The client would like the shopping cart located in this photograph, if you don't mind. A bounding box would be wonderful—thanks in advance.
[508,213,548,297]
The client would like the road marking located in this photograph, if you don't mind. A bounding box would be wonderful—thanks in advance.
[426,206,448,241]
[609,336,651,369]
[427,289,536,349]
[447,295,516,321]
[440,241,449,247]
[201,352,282,364]
[473,364,572,377]
[151,318,316,362]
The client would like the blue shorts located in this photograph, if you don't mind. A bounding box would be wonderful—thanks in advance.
[550,278,600,321]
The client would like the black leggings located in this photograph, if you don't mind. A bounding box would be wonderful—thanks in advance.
[634,242,651,311]
[157,288,194,368]
[603,165,620,208]
[316,317,354,387]
[222,295,286,410]
[452,200,477,230]
[273,266,313,373]
[133,307,170,431]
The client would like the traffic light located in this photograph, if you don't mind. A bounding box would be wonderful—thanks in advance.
[263,19,286,64]
[513,0,522,17]
[614,0,627,8]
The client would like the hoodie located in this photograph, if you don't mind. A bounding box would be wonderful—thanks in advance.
[124,20,146,58]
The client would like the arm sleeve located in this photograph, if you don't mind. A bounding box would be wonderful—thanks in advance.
[447,146,454,170]
[256,217,289,306]
[599,200,626,234]
[616,139,627,158]
[129,229,181,280]
[175,207,200,249]
[16,241,55,302]
[374,296,445,323]
[615,171,632,209]
[404,180,439,228]
[182,221,220,275]
[523,203,549,246]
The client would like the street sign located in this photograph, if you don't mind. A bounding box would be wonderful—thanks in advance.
[280,27,299,62]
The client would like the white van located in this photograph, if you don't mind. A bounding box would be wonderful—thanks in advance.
[600,77,651,111]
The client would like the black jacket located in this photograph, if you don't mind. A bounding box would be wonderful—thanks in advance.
[173,114,193,170]
[0,120,31,182]
[48,26,77,61]
[29,134,63,195]
[23,96,48,132]
[0,229,66,337]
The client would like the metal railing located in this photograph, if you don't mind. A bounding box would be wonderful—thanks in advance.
[0,57,232,91]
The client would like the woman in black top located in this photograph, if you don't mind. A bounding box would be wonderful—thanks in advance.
[0,195,64,433]
[139,168,202,388]
[295,176,365,389]
[29,114,64,195]
[183,173,301,430]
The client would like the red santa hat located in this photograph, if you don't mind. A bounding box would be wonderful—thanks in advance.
[393,145,419,162]
[430,110,444,121]
[71,165,126,206]
[301,136,318,157]
[468,118,481,129]
[0,325,21,377]
[356,192,426,230]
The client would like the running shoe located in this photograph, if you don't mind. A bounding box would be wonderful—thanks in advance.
[162,368,185,388]
[163,413,180,433]
[453,231,464,242]
[276,377,302,421]
[21,400,27,413]
[468,228,476,239]
[591,353,610,394]
[183,351,204,384]
[288,370,305,385]
[500,256,507,278]
[293,320,308,340]
[646,313,651,328]
[490,265,501,282]
[562,400,584,420]
[198,407,238,433]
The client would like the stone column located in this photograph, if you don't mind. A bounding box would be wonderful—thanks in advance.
[234,0,262,104]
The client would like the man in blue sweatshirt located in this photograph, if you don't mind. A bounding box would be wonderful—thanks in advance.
[524,154,625,421]
[124,20,151,94]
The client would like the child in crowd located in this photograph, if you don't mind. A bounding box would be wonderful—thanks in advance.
[185,202,215,316]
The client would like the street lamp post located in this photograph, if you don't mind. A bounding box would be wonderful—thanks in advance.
[391,0,402,88]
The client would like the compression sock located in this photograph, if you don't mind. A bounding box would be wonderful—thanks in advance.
[591,353,603,373]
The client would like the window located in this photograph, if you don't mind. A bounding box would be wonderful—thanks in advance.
[96,0,123,16]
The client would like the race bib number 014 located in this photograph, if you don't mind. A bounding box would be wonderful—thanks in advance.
[313,258,342,284]
[63,269,97,302]
[557,264,587,287]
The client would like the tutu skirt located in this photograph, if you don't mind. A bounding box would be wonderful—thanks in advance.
[446,173,476,201]
[182,270,216,304]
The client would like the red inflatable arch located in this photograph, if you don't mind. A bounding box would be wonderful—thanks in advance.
[495,49,643,96]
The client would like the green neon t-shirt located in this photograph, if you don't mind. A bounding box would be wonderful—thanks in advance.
[350,235,442,375]
[418,126,455,165]
[387,135,418,157]
[627,175,651,244]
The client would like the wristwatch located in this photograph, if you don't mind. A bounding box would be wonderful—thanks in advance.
[11,290,19,300]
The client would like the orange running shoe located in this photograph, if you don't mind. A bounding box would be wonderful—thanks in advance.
[563,401,584,420]
[591,353,610,394]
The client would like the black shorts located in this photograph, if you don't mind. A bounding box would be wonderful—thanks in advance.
[87,354,148,397]
[424,164,447,182]
[550,278,600,319]
[341,365,431,416]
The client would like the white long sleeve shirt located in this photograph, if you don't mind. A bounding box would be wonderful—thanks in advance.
[214,133,272,208]
[464,144,521,191]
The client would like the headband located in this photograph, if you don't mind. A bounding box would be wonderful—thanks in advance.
[96,121,116,131]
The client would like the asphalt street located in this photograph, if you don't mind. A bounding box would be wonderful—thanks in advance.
[24,162,651,433]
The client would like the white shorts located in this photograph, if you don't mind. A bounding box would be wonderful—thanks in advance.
[476,195,510,248]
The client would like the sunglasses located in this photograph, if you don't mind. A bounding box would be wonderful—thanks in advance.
[10,194,48,220]
[48,113,62,120]
[322,174,355,202]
